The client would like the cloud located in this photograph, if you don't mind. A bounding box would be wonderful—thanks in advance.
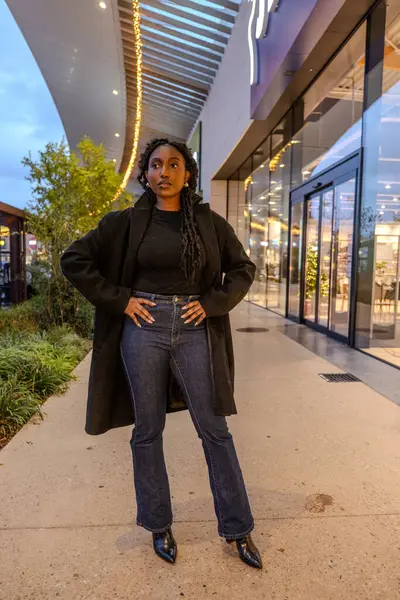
[0,1,65,210]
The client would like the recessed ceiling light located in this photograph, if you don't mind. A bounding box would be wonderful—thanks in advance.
[99,1,107,9]
[280,164,285,168]
[113,159,117,163]
[115,133,120,138]
[385,184,391,189]
[381,205,386,209]
[113,90,119,95]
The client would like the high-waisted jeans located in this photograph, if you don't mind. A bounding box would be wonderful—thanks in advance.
[120,291,254,540]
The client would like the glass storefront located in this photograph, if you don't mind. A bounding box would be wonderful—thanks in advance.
[0,207,26,306]
[0,225,11,306]
[227,0,400,370]
[355,0,400,367]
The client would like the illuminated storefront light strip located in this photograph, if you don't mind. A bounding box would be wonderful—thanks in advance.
[113,0,143,202]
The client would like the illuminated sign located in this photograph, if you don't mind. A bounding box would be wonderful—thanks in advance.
[248,0,279,85]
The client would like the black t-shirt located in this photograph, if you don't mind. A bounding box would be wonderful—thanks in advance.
[132,207,206,295]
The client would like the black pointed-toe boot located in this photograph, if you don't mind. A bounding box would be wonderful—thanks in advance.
[227,534,263,569]
[152,528,177,564]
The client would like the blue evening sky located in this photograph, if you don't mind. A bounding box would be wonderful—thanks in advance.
[0,1,65,210]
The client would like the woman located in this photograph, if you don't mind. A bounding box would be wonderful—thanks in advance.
[60,138,262,569]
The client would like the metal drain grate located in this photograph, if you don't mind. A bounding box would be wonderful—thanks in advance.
[236,327,269,333]
[319,373,361,383]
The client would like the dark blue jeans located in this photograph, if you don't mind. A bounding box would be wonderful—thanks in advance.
[120,292,254,540]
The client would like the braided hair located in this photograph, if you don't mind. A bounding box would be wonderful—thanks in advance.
[137,138,203,284]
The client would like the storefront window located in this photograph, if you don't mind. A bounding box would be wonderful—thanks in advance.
[355,0,400,368]
[0,225,11,306]
[288,202,303,317]
[248,139,270,307]
[266,116,292,315]
[238,158,252,252]
[228,172,239,231]
[291,22,367,186]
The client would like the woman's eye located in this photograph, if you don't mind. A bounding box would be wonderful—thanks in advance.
[171,163,178,168]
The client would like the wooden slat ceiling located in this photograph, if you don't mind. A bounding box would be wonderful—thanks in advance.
[118,0,241,181]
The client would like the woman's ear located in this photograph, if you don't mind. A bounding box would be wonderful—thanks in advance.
[185,170,190,185]
[145,170,149,181]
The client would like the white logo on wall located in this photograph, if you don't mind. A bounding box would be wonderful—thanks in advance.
[248,0,279,85]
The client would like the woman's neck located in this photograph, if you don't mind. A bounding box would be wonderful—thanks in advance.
[155,194,181,212]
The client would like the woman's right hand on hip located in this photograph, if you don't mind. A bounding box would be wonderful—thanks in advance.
[124,297,156,327]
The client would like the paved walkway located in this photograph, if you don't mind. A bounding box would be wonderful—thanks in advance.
[1,303,400,600]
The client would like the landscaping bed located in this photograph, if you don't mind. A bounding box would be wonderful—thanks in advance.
[0,301,92,450]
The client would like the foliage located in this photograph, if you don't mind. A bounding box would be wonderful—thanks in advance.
[375,260,388,274]
[305,244,329,300]
[0,293,94,339]
[0,300,38,335]
[23,137,132,277]
[0,327,91,446]
[0,376,42,439]
[22,136,131,332]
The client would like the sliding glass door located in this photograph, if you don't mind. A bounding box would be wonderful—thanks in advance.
[288,156,359,341]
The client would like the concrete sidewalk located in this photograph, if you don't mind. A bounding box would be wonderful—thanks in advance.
[1,302,400,600]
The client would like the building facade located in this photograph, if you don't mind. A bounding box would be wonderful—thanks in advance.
[0,202,26,306]
[193,0,400,370]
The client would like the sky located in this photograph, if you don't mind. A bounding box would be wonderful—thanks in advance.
[0,1,65,210]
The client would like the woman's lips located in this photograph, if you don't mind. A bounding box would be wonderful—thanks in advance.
[158,182,172,188]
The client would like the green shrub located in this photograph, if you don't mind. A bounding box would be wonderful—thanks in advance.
[27,279,94,339]
[0,376,42,439]
[0,289,94,340]
[0,327,91,446]
[0,300,38,335]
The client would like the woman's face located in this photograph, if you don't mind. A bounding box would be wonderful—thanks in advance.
[145,145,190,198]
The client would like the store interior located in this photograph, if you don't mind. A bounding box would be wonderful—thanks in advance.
[227,2,400,370]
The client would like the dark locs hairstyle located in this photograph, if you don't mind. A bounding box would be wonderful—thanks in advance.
[137,138,202,284]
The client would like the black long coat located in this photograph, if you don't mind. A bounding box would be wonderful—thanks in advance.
[60,193,256,435]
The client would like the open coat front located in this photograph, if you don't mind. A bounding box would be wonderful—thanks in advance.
[60,194,256,435]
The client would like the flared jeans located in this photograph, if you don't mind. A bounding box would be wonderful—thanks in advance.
[120,292,254,540]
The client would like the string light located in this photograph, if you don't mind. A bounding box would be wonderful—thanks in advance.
[113,0,143,202]
[244,175,253,191]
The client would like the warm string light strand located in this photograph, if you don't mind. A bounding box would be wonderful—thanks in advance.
[113,0,143,202]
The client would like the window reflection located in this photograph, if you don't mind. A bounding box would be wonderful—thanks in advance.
[356,1,400,368]
[291,23,366,186]
[248,140,270,307]
[266,118,291,315]
[288,202,303,317]
[0,225,11,306]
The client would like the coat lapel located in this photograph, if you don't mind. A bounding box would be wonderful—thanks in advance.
[194,203,221,290]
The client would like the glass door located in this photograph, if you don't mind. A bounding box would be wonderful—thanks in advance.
[288,202,303,317]
[330,177,356,336]
[318,189,334,327]
[304,193,321,323]
[288,155,359,341]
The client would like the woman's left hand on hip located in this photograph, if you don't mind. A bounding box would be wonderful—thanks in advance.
[181,301,207,326]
